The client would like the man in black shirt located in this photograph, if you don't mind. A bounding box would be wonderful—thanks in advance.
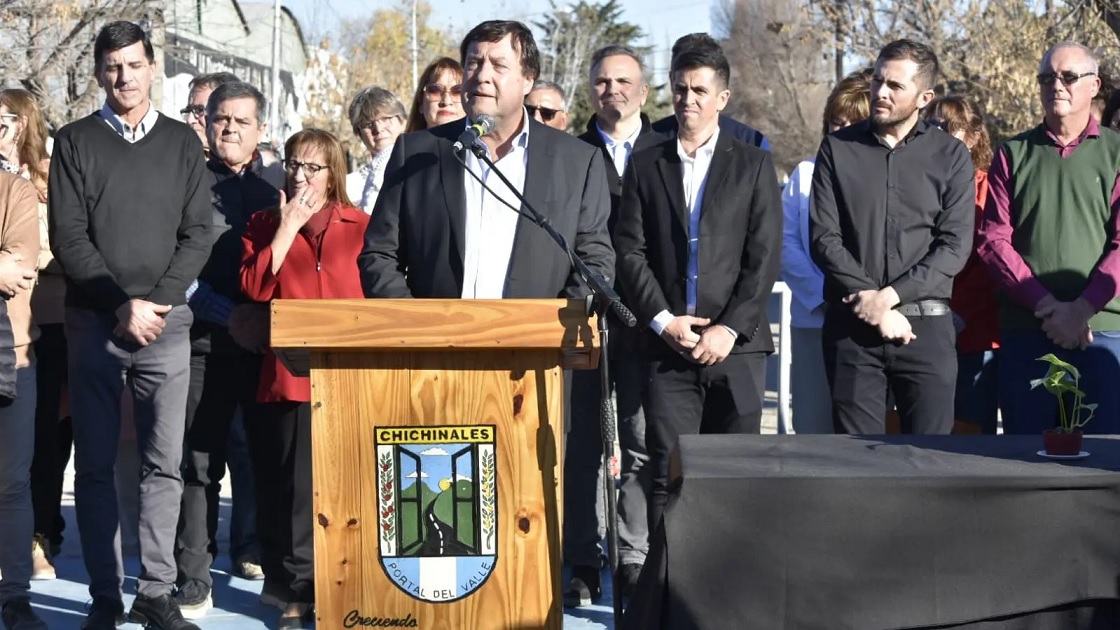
[48,22,210,630]
[809,39,974,434]
[173,81,278,620]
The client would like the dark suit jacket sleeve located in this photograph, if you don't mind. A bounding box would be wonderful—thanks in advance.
[809,137,879,295]
[613,154,670,327]
[715,151,782,340]
[358,135,413,298]
[887,142,975,303]
[563,148,615,298]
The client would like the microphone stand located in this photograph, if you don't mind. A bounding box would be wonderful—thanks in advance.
[465,142,634,627]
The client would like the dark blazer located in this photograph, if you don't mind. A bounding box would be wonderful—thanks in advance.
[577,114,664,353]
[652,114,770,151]
[613,130,782,357]
[577,113,663,229]
[359,116,614,299]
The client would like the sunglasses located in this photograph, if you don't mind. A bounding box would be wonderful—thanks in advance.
[1036,71,1097,87]
[424,84,462,101]
[180,104,206,120]
[526,104,561,122]
[283,159,328,177]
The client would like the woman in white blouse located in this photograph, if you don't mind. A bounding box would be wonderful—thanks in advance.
[781,69,871,433]
[345,87,406,214]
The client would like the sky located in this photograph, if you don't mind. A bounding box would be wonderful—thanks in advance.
[283,0,716,77]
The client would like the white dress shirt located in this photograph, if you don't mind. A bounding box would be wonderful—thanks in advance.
[461,115,531,299]
[596,121,642,176]
[780,158,827,328]
[99,101,159,143]
[651,127,727,336]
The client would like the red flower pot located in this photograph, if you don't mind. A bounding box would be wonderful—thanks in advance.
[1043,429,1083,456]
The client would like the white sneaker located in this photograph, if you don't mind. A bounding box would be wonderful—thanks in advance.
[30,536,55,581]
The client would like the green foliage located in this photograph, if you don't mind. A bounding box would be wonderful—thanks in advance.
[534,0,652,133]
[1029,354,1096,433]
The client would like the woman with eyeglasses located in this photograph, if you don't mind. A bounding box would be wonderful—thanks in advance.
[345,86,406,213]
[922,95,999,435]
[240,128,368,630]
[1,88,71,584]
[406,57,466,132]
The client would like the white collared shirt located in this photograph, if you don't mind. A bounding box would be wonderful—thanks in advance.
[461,113,531,299]
[651,126,721,335]
[596,121,642,176]
[99,101,159,143]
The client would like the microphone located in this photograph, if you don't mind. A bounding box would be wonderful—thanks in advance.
[452,115,495,153]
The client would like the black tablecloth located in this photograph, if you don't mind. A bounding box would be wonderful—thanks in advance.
[624,435,1120,630]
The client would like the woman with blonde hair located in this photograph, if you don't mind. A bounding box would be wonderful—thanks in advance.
[923,95,999,434]
[780,69,872,433]
[241,128,368,630]
[405,57,466,132]
[0,90,49,628]
[0,88,65,582]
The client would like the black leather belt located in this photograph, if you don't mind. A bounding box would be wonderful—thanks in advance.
[895,299,950,317]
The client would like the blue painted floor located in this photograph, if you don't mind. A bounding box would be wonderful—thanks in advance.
[29,551,615,629]
[28,476,616,628]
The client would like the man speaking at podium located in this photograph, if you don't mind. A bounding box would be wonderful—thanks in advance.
[358,20,613,300]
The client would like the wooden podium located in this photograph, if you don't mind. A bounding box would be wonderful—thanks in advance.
[270,299,599,630]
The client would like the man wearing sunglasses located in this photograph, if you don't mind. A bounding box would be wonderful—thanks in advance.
[525,80,570,131]
[977,41,1120,435]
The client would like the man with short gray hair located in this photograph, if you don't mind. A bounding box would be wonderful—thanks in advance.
[525,80,570,130]
[565,42,656,605]
[182,72,239,157]
[173,80,281,619]
[977,41,1120,435]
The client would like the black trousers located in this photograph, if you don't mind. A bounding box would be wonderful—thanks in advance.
[645,351,766,534]
[822,309,956,435]
[175,349,262,588]
[244,400,314,604]
[30,323,73,548]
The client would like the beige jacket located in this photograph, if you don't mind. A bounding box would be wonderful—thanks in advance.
[0,173,42,366]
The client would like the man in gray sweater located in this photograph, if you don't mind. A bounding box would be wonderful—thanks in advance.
[48,21,211,630]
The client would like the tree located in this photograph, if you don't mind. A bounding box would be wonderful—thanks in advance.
[535,0,650,133]
[716,0,834,175]
[302,0,456,156]
[0,0,158,131]
[814,0,1120,142]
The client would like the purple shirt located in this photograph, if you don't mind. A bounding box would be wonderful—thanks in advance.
[976,117,1120,312]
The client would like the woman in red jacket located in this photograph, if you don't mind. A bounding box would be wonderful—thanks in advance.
[924,96,999,434]
[240,128,369,630]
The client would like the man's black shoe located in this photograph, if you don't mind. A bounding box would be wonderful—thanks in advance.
[128,594,200,630]
[619,562,643,599]
[172,580,212,620]
[562,565,602,607]
[1,599,47,630]
[80,597,125,630]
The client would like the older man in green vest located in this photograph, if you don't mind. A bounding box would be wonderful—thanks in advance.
[977,41,1120,434]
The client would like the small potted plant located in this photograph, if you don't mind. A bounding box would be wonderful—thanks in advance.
[1029,353,1096,455]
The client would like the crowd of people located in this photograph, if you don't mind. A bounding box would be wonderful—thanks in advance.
[0,12,1116,630]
